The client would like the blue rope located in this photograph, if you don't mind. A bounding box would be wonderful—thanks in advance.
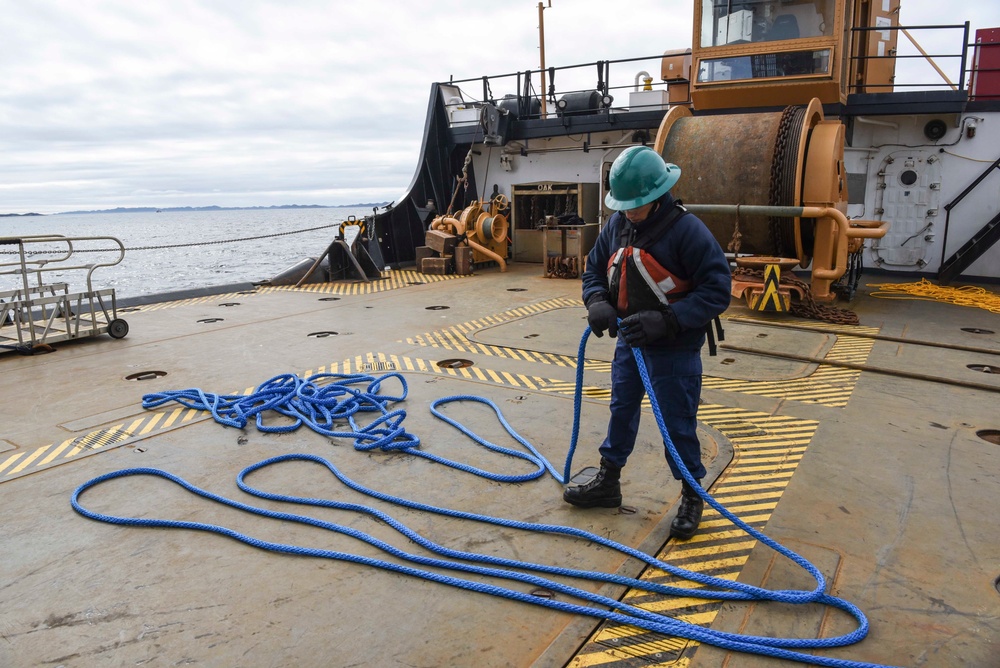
[71,327,893,667]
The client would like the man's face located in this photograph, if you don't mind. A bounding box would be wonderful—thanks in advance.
[624,201,655,224]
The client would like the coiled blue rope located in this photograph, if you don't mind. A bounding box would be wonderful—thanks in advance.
[74,327,892,667]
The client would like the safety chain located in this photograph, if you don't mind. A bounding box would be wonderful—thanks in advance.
[767,106,797,256]
[446,124,480,217]
[734,267,860,325]
[0,222,341,255]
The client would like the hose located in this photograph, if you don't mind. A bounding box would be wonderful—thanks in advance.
[73,328,892,667]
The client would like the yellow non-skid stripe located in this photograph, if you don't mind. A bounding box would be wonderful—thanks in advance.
[37,438,76,466]
[570,402,819,667]
[404,304,874,408]
[8,445,50,474]
[0,452,24,474]
[121,270,467,312]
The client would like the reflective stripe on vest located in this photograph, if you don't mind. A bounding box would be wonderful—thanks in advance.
[607,245,691,316]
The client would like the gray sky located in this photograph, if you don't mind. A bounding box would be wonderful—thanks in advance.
[4,1,999,214]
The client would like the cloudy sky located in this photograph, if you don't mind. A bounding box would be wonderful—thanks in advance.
[4,1,999,214]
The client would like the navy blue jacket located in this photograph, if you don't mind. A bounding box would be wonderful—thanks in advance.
[582,193,732,350]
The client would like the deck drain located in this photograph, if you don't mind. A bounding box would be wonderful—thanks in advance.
[529,588,555,599]
[507,288,527,292]
[967,364,1000,374]
[720,357,737,365]
[119,307,141,313]
[363,362,397,371]
[308,331,339,338]
[408,281,425,285]
[237,290,256,295]
[961,327,995,335]
[977,430,1000,445]
[198,318,224,323]
[618,505,637,515]
[525,333,539,338]
[125,370,168,381]
[436,358,473,369]
[219,302,241,307]
[426,305,450,310]
[318,297,341,301]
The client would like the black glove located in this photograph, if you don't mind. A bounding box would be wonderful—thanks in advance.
[586,295,618,338]
[620,308,680,347]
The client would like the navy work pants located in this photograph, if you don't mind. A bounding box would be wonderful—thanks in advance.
[598,339,706,481]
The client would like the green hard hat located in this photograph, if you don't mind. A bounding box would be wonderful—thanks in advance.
[604,146,681,210]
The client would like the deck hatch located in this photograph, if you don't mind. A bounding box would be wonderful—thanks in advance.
[977,429,1000,445]
[124,370,168,381]
[436,358,473,369]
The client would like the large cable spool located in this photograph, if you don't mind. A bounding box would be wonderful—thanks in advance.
[475,212,508,244]
[653,99,825,264]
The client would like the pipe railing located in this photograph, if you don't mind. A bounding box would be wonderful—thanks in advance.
[444,52,678,118]
[850,22,972,94]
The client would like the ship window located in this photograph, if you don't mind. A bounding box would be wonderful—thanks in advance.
[700,0,833,48]
[697,49,831,82]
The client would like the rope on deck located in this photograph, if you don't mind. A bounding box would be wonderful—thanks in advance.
[74,328,892,668]
[870,277,1000,313]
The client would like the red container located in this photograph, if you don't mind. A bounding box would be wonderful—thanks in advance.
[970,28,1000,101]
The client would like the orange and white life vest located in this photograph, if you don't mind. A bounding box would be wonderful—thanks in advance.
[607,246,691,316]
[606,203,689,317]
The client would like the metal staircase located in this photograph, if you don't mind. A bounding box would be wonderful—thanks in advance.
[938,155,1000,284]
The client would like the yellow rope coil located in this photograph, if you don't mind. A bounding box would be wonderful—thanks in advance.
[869,278,1000,313]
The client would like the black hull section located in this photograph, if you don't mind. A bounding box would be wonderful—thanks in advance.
[369,83,480,268]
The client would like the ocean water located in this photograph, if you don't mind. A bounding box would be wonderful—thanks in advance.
[1,206,374,300]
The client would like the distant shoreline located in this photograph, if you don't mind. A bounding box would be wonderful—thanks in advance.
[1,203,389,217]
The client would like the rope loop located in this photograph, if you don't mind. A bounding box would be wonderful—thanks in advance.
[78,328,891,667]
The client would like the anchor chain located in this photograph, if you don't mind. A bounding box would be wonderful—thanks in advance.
[768,105,797,257]
[0,223,342,255]
[733,267,860,325]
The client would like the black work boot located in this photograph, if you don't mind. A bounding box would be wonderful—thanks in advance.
[563,458,623,508]
[669,480,704,540]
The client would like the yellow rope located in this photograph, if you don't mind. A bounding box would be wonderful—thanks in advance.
[869,278,1000,313]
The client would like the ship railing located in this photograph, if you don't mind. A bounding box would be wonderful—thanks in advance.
[0,235,125,296]
[937,152,1000,283]
[850,22,972,94]
[0,236,126,352]
[440,51,687,122]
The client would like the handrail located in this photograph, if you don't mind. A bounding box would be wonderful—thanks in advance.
[943,154,1000,212]
[0,236,126,295]
[849,22,971,94]
[939,153,1000,263]
[439,22,975,111]
[442,51,675,117]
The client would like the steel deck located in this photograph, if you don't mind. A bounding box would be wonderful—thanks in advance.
[1,263,998,667]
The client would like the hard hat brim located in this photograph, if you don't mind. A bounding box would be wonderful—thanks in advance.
[604,164,681,210]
